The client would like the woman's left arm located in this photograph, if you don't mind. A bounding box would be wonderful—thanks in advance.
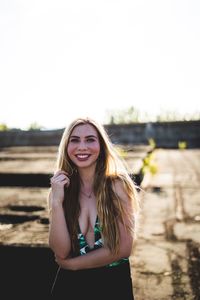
[56,220,133,270]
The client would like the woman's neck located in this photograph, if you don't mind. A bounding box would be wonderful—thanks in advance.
[78,167,95,190]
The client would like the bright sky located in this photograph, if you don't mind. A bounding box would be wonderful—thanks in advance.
[1,0,200,130]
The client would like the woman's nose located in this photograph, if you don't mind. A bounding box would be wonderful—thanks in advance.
[77,141,87,150]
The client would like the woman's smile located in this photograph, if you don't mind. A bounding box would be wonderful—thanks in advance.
[75,154,91,161]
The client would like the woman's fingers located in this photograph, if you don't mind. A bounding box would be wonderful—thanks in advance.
[52,174,67,182]
[62,178,70,187]
[50,172,70,187]
[51,170,68,181]
[53,170,69,177]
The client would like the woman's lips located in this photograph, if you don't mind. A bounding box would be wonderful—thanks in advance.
[75,154,91,161]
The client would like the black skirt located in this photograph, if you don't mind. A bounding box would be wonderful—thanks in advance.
[50,261,134,300]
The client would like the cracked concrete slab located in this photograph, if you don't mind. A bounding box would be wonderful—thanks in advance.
[131,149,200,300]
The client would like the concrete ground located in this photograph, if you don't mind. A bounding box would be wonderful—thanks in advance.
[0,147,200,299]
[131,149,200,300]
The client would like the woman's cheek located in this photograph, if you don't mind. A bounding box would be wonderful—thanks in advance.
[93,143,100,154]
[67,145,75,159]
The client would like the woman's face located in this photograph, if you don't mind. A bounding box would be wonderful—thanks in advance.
[67,123,101,170]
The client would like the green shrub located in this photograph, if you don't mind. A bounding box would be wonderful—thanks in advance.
[178,141,187,149]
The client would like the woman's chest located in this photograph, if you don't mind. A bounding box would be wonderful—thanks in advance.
[78,198,97,237]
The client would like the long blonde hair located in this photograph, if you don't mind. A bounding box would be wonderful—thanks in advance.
[52,117,140,255]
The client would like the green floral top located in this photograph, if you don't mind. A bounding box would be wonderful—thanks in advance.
[78,216,128,267]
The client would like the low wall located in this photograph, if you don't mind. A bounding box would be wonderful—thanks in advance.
[0,120,200,148]
[0,245,57,298]
[106,121,200,148]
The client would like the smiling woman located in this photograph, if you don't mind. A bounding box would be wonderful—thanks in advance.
[48,117,140,300]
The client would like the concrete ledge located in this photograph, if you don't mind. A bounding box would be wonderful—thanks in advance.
[0,120,200,148]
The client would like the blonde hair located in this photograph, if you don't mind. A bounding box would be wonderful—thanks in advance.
[51,117,140,255]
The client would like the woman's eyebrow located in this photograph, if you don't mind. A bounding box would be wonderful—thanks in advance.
[70,135,80,138]
[85,135,98,139]
[70,135,98,139]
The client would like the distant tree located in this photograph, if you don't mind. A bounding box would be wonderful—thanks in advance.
[27,122,43,131]
[0,123,9,131]
[106,106,140,124]
[105,106,200,124]
[156,109,200,122]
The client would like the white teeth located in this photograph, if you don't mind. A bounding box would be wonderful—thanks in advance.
[76,154,89,158]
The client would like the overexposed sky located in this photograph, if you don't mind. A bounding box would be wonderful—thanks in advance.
[1,0,200,129]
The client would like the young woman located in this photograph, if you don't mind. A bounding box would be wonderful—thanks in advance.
[48,117,140,300]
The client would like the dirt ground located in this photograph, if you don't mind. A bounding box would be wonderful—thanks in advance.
[0,147,199,299]
[131,149,200,300]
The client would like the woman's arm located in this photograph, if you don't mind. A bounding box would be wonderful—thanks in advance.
[56,219,133,270]
[48,198,71,259]
[48,171,72,259]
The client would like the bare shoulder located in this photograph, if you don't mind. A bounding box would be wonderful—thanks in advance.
[112,178,129,203]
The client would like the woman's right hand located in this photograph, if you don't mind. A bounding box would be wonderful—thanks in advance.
[50,170,70,206]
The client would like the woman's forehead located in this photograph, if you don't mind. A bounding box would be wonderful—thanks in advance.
[70,123,98,136]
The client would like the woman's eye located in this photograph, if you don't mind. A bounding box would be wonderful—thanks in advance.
[70,138,79,143]
[87,138,95,142]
